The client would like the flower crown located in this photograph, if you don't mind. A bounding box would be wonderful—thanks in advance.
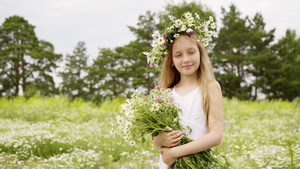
[143,12,216,70]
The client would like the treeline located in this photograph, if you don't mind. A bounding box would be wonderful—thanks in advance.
[0,2,299,102]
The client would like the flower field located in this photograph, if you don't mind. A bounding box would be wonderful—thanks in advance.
[0,95,299,168]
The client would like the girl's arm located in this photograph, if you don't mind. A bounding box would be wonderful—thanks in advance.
[153,127,184,149]
[161,81,224,166]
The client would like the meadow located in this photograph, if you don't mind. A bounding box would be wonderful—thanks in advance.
[0,95,299,168]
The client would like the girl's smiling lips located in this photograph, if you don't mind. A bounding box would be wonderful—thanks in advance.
[182,64,193,68]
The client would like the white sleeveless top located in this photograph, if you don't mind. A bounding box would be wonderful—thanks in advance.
[159,86,208,168]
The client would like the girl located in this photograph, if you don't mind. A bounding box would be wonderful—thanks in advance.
[149,13,224,168]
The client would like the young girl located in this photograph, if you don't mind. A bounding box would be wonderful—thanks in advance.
[147,13,224,168]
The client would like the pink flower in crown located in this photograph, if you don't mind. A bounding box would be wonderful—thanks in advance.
[201,26,205,30]
[157,85,162,91]
[169,96,174,103]
[161,57,165,62]
[150,62,154,68]
[161,33,167,39]
[156,97,162,103]
[187,28,194,36]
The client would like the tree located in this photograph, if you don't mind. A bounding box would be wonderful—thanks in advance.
[28,40,62,97]
[59,41,88,99]
[86,48,128,103]
[246,13,275,100]
[266,30,300,100]
[213,4,251,99]
[127,11,157,93]
[0,15,61,97]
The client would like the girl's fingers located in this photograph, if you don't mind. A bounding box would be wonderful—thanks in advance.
[169,130,183,138]
[166,126,173,131]
[172,133,184,143]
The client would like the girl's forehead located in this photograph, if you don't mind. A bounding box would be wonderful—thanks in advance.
[172,35,198,51]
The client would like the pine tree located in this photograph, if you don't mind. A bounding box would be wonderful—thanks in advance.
[0,15,61,97]
[266,30,300,100]
[59,41,88,99]
[213,4,251,99]
[246,13,275,100]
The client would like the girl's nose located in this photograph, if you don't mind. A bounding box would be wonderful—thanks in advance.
[183,54,190,63]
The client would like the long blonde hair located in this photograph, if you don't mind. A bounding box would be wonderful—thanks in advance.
[159,35,215,124]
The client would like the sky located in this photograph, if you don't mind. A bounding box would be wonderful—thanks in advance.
[1,0,300,60]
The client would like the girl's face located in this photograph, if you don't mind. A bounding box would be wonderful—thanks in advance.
[172,35,200,77]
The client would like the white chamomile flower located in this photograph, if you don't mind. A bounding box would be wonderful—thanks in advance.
[117,115,124,124]
[125,122,133,129]
[152,31,159,38]
[164,51,168,55]
[175,19,182,28]
[211,22,216,29]
[209,16,214,22]
[180,25,187,32]
[203,40,209,47]
[195,13,200,20]
[168,15,175,21]
[185,12,192,18]
[174,34,180,38]
[129,140,136,146]
[150,103,160,112]
[187,17,194,23]
[157,37,165,45]
[207,31,213,37]
[151,40,159,48]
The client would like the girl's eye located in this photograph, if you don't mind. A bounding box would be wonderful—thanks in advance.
[175,54,182,57]
[189,51,195,54]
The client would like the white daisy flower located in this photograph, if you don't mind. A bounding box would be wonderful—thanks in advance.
[150,103,160,112]
[209,16,214,22]
[195,13,200,20]
[157,37,165,45]
[125,122,133,129]
[174,34,180,38]
[211,22,216,29]
[180,25,187,32]
[168,15,175,21]
[187,17,194,23]
[175,19,182,28]
[185,12,192,18]
[129,140,136,146]
[152,31,159,38]
[117,115,124,124]
[207,31,213,37]
[203,40,209,47]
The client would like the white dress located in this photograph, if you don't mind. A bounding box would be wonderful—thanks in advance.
[159,86,208,169]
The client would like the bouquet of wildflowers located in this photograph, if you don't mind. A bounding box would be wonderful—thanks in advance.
[117,86,231,168]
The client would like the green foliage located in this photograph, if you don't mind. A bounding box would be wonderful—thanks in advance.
[213,4,251,99]
[265,30,300,101]
[59,41,88,99]
[0,16,62,97]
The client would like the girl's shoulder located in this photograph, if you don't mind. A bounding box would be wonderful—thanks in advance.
[207,80,222,92]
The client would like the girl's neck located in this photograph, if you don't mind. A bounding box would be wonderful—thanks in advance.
[177,74,199,89]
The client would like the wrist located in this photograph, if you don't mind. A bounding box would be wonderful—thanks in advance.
[171,146,181,158]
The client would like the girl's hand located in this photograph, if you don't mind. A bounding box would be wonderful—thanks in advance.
[154,126,184,148]
[160,147,178,168]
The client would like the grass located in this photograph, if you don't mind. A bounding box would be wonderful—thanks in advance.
[0,95,299,168]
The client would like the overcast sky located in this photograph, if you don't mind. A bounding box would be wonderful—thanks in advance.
[1,0,300,60]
